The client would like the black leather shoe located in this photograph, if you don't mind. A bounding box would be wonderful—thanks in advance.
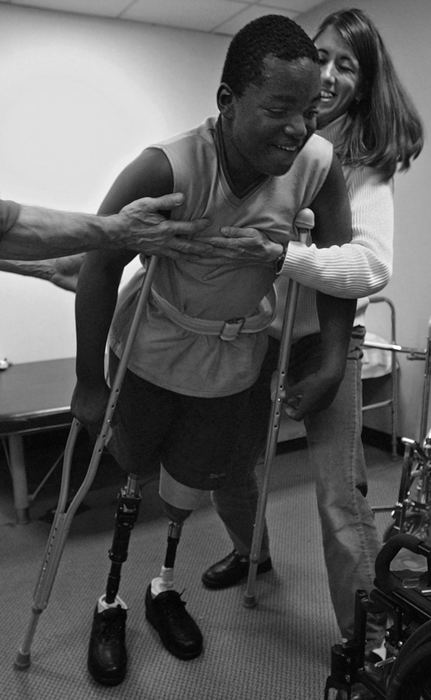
[335,652,384,699]
[145,585,203,660]
[335,684,377,699]
[87,605,127,686]
[202,549,272,589]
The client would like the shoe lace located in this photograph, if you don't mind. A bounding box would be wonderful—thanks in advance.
[161,591,188,622]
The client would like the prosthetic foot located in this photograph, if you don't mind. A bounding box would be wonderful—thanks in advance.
[88,598,128,686]
[145,585,202,659]
[146,520,203,659]
[87,475,141,685]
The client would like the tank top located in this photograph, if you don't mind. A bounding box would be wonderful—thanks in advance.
[109,117,332,397]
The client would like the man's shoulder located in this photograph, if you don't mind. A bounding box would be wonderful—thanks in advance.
[0,198,20,236]
[300,133,333,162]
[153,117,217,151]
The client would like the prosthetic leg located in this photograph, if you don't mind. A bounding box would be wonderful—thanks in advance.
[143,471,204,661]
[88,474,141,686]
[14,256,159,673]
[244,209,314,608]
[88,467,204,685]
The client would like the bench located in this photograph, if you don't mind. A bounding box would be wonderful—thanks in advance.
[0,357,75,523]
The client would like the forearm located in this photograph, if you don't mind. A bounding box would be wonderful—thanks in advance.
[75,255,123,386]
[316,291,357,380]
[282,241,391,298]
[282,166,394,298]
[0,258,58,279]
[0,205,116,260]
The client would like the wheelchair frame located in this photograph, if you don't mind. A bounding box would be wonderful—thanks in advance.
[324,534,431,700]
[325,315,431,699]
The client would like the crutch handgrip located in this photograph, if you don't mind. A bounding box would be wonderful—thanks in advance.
[243,209,314,608]
[294,207,314,235]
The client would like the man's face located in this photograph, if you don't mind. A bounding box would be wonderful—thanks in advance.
[224,55,321,185]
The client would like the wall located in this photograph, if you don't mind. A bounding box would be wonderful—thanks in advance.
[299,0,431,440]
[0,5,229,363]
[1,2,429,439]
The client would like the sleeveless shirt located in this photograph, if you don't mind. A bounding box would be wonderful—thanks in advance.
[109,117,332,397]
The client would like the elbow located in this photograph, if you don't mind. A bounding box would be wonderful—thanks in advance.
[331,261,392,299]
[356,261,392,297]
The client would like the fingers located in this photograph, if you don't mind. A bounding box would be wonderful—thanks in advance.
[220,226,262,241]
[167,218,210,236]
[284,394,304,421]
[142,192,185,211]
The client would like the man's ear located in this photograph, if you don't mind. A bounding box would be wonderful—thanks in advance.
[217,82,235,119]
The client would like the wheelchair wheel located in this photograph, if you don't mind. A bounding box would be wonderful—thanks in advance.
[386,640,431,700]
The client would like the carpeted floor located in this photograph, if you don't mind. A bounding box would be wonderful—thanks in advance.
[0,436,401,700]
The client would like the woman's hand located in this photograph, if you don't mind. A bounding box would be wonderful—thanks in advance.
[190,226,284,266]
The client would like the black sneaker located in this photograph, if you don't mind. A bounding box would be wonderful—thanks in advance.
[145,585,203,660]
[87,605,127,686]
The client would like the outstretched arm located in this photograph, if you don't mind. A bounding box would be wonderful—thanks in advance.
[0,254,84,291]
[0,192,211,260]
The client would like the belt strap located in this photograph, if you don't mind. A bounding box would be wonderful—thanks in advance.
[151,287,275,341]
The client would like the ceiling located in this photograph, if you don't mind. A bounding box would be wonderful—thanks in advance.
[0,0,327,35]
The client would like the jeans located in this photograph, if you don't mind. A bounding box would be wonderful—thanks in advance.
[211,328,385,644]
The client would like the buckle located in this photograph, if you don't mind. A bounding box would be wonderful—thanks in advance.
[219,318,245,341]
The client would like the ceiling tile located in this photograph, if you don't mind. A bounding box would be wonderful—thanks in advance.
[257,0,321,9]
[121,0,250,32]
[0,0,329,33]
[7,0,131,17]
[215,4,298,36]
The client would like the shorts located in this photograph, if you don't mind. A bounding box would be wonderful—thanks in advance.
[108,351,254,490]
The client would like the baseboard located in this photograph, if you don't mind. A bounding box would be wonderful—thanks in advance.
[361,426,402,455]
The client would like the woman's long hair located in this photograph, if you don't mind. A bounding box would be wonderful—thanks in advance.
[314,8,424,180]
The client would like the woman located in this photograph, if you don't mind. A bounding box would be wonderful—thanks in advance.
[201,7,424,685]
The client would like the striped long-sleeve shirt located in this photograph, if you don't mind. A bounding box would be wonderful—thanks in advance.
[276,114,394,339]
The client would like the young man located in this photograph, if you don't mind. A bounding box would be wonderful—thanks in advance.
[72,15,355,686]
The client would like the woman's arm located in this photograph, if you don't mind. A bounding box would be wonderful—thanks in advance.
[282,166,393,298]
[194,161,393,300]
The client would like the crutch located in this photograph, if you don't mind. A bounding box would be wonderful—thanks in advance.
[243,210,314,608]
[14,255,159,670]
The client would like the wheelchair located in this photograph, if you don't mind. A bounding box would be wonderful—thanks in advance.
[324,533,431,699]
[325,317,431,699]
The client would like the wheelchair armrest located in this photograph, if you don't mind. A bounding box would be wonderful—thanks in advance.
[374,534,431,593]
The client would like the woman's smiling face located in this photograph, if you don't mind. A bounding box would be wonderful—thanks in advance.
[314,25,362,128]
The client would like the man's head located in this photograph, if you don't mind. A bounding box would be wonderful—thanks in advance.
[217,15,321,187]
[221,14,318,97]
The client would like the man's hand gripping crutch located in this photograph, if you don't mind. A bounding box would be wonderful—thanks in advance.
[243,210,314,608]
[14,255,159,670]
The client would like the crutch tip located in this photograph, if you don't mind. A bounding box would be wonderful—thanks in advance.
[243,594,257,608]
[14,650,31,670]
